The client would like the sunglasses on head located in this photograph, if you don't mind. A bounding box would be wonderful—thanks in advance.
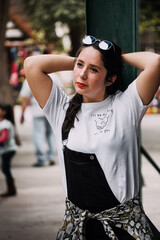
[82,35,114,51]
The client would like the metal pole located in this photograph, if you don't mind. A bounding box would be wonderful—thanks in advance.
[141,146,160,174]
[85,0,142,195]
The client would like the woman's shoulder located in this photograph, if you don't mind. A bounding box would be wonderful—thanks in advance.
[109,79,139,108]
[43,80,71,112]
[114,79,137,98]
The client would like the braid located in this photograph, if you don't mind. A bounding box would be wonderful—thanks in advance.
[62,93,83,132]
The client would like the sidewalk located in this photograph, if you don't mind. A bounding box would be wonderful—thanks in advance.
[140,114,160,229]
[0,107,159,240]
[0,106,65,240]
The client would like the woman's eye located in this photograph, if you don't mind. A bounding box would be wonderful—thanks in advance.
[77,62,83,67]
[90,67,98,73]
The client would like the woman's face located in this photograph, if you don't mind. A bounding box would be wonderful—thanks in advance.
[73,46,108,103]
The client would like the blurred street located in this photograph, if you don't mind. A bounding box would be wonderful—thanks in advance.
[0,106,160,240]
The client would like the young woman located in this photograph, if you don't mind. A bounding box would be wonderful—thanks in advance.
[0,103,17,197]
[24,35,160,239]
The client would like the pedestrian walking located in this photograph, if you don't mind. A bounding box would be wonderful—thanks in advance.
[24,35,160,239]
[19,79,57,167]
[0,103,17,197]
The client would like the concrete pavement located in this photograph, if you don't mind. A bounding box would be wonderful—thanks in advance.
[0,106,159,240]
[140,114,160,230]
[0,106,65,240]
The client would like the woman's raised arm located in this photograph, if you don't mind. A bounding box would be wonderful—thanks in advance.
[122,52,160,105]
[24,54,75,108]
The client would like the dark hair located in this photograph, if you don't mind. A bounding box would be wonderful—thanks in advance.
[62,40,124,133]
[0,103,15,125]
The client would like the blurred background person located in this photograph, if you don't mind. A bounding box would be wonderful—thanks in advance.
[0,103,17,197]
[19,79,57,167]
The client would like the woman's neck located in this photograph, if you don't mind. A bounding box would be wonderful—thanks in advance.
[82,92,109,103]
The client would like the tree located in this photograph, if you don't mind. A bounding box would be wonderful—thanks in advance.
[0,0,13,104]
[140,0,160,35]
[23,0,85,56]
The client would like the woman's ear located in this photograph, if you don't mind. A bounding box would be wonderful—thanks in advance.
[106,75,117,86]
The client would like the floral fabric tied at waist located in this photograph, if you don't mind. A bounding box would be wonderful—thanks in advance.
[56,195,153,240]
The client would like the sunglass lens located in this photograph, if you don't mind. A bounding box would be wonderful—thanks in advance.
[99,41,112,50]
[83,35,95,45]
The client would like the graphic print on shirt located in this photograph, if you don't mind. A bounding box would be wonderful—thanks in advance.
[91,109,112,135]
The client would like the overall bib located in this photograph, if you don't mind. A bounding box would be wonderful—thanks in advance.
[62,129,135,240]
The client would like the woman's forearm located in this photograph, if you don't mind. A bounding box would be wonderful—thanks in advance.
[122,52,160,105]
[24,54,75,74]
[23,54,75,108]
[122,52,160,71]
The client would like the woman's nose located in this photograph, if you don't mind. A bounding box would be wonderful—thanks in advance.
[79,68,87,80]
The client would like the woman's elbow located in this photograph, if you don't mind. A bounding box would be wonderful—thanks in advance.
[24,56,34,75]
[153,54,160,69]
[154,55,160,83]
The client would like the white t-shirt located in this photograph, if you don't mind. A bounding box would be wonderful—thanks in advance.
[43,79,148,203]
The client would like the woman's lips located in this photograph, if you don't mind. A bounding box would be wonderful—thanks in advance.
[77,82,87,88]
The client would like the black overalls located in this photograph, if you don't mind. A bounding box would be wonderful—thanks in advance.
[62,129,135,240]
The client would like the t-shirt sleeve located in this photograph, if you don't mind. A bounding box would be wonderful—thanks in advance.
[42,81,70,133]
[120,79,149,126]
